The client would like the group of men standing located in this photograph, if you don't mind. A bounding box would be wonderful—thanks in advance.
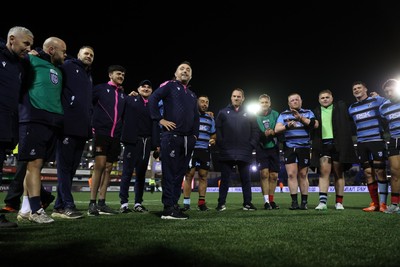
[212,80,400,217]
[2,25,400,227]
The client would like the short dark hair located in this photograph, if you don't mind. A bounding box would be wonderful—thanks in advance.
[352,81,366,88]
[108,65,126,74]
[318,89,332,96]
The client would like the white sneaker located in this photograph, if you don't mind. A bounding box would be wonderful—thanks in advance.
[315,203,327,210]
[384,204,399,214]
[17,210,31,222]
[335,203,345,210]
[29,208,54,224]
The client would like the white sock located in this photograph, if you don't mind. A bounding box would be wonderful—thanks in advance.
[264,195,270,203]
[183,198,191,205]
[20,196,31,213]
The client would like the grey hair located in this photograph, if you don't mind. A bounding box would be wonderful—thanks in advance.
[8,26,33,38]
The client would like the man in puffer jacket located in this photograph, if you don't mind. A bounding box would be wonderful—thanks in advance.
[215,88,259,212]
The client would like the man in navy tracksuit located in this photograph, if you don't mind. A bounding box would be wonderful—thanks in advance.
[119,79,160,213]
[148,61,199,220]
[215,88,259,211]
[52,46,94,219]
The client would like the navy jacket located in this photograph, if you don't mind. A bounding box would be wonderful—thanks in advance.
[60,58,93,138]
[121,95,160,149]
[92,81,125,138]
[148,80,199,137]
[0,40,24,144]
[216,104,259,163]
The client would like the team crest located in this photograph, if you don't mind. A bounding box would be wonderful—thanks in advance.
[50,69,59,84]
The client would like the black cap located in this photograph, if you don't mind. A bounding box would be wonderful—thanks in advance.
[139,79,152,87]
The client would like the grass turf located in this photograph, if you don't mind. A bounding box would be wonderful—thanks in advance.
[0,191,399,267]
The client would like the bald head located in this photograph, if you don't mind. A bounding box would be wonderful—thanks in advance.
[42,37,67,66]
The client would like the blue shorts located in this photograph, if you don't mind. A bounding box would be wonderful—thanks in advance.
[188,148,211,170]
[283,147,311,168]
[256,146,280,172]
[18,122,58,162]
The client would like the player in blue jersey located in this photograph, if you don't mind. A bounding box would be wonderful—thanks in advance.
[348,81,388,212]
[181,95,216,211]
[379,79,400,214]
[275,93,319,210]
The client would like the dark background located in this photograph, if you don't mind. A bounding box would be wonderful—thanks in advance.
[2,2,400,113]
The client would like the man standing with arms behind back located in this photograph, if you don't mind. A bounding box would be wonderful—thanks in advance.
[215,88,259,212]
[182,95,216,211]
[311,89,357,210]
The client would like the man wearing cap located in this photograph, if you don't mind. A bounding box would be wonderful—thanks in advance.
[118,79,160,213]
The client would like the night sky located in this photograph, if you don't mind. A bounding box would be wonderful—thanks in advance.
[3,3,400,114]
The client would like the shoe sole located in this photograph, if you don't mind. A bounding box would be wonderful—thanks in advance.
[59,214,84,219]
[0,208,17,213]
[17,214,30,222]
[362,208,379,212]
[28,217,54,224]
[98,212,118,215]
[134,209,149,213]
[161,215,188,220]
[51,213,65,219]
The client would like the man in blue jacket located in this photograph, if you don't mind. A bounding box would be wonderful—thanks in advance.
[119,79,160,213]
[0,26,33,228]
[51,46,94,219]
[215,88,259,211]
[148,61,199,220]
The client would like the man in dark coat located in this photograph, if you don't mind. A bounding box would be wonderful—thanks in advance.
[311,89,357,210]
[215,88,259,211]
